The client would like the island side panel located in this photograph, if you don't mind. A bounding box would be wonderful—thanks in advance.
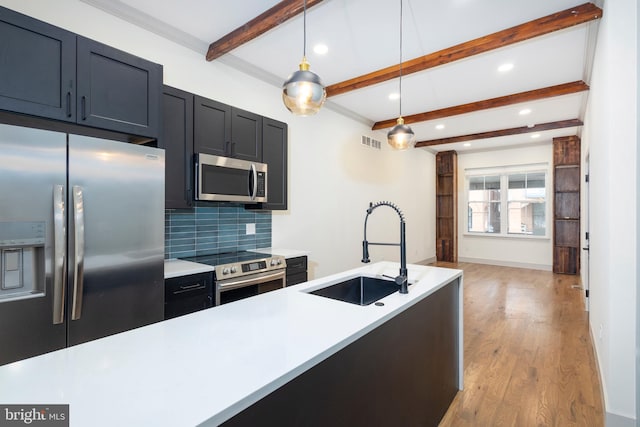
[220,278,460,427]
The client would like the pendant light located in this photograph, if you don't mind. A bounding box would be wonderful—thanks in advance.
[282,0,326,116]
[387,0,416,150]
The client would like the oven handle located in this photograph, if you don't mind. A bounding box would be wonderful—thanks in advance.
[218,269,286,291]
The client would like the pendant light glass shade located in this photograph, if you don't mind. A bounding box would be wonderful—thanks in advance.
[282,0,326,116]
[387,117,415,150]
[282,57,326,116]
[387,0,415,150]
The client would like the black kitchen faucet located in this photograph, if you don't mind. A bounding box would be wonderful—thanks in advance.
[361,201,408,294]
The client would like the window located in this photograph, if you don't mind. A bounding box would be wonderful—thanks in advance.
[468,175,501,233]
[466,166,548,238]
[507,172,546,236]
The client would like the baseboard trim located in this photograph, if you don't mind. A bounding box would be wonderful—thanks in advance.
[457,257,552,271]
[606,411,635,427]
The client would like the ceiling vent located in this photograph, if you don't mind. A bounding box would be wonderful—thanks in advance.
[361,135,382,150]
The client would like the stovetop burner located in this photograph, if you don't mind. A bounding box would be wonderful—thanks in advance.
[183,251,274,267]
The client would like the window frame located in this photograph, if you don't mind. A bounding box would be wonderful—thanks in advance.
[464,164,551,240]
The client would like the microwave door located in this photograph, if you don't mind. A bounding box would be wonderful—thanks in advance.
[195,154,267,203]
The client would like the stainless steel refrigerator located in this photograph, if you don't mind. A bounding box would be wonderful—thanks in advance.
[0,123,165,366]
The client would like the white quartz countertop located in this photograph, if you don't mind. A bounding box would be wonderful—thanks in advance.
[164,258,215,279]
[0,262,462,427]
[251,247,310,258]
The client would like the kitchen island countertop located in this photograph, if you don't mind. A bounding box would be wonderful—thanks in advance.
[0,261,462,426]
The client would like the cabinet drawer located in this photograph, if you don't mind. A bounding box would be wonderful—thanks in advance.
[164,272,213,319]
[286,272,308,287]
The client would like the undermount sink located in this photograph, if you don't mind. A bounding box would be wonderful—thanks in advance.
[308,276,400,306]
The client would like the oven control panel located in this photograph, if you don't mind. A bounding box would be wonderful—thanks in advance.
[242,260,267,273]
[215,255,286,280]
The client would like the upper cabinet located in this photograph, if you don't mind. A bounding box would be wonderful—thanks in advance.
[161,85,194,209]
[255,118,288,211]
[0,7,76,122]
[0,6,162,139]
[194,95,262,162]
[76,37,162,138]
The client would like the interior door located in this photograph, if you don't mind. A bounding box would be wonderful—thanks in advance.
[583,154,590,310]
[0,124,67,365]
[66,135,165,346]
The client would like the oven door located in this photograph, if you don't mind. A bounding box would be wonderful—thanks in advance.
[216,269,285,305]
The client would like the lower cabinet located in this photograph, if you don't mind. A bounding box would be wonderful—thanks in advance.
[164,272,213,320]
[221,279,460,426]
[286,256,307,286]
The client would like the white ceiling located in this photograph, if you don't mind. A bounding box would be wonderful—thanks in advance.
[83,0,601,153]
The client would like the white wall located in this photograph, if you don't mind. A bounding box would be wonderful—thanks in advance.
[457,144,553,270]
[582,0,637,424]
[0,0,437,280]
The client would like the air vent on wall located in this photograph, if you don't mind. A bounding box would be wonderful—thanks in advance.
[361,135,382,150]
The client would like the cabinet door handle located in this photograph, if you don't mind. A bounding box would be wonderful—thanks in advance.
[66,92,72,118]
[81,96,87,120]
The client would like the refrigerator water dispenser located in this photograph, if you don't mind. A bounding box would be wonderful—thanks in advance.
[0,222,45,301]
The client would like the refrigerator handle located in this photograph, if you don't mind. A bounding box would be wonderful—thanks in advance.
[71,186,85,321]
[52,185,67,325]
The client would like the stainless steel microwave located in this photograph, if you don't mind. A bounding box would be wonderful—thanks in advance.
[195,153,267,203]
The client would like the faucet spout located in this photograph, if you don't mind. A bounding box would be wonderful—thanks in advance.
[361,201,409,294]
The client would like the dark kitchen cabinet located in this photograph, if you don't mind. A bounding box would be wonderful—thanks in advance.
[194,96,230,157]
[286,256,307,286]
[194,95,262,162]
[76,37,162,138]
[164,272,213,320]
[0,7,76,122]
[553,136,581,274]
[0,6,162,138]
[231,108,262,162]
[247,118,288,211]
[160,85,194,209]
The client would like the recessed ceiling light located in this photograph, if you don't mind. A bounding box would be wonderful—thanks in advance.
[435,124,445,130]
[388,92,400,101]
[519,108,532,115]
[531,133,541,139]
[497,63,514,73]
[463,143,471,147]
[313,44,328,55]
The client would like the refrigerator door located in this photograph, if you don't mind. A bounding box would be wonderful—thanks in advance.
[67,135,164,346]
[0,124,67,365]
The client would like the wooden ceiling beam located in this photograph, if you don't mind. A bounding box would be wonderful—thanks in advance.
[206,0,324,61]
[372,81,589,130]
[326,3,602,97]
[414,119,583,148]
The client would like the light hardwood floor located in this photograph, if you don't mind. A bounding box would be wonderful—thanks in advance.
[435,262,604,426]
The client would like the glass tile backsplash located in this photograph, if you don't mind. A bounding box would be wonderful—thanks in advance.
[165,203,272,259]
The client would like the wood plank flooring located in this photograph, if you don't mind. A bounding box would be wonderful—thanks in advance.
[434,262,604,426]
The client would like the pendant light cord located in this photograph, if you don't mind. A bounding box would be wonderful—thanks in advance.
[303,0,307,58]
[399,0,403,117]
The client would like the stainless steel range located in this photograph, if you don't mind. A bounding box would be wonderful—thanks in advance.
[183,251,286,305]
